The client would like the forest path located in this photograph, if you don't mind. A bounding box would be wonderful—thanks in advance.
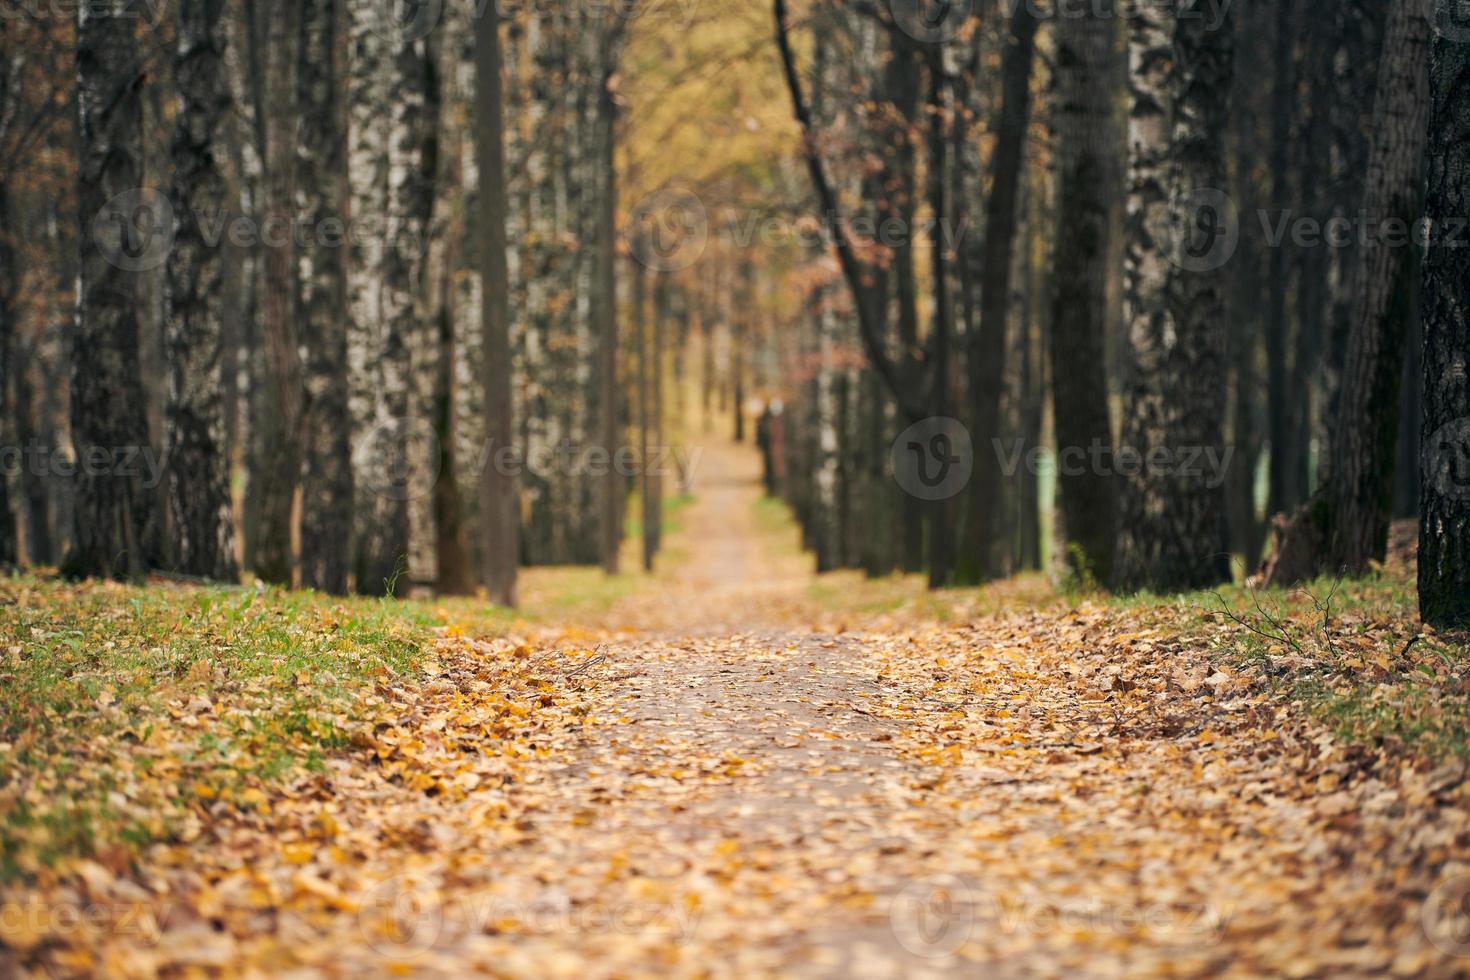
[594,436,821,636]
[46,442,1461,978]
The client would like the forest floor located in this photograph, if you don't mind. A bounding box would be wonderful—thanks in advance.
[2,441,1470,977]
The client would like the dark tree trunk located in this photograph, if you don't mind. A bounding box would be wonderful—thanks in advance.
[165,0,237,582]
[651,271,668,559]
[1046,6,1119,585]
[925,65,955,590]
[296,0,352,594]
[476,3,518,605]
[68,1,154,581]
[1115,0,1237,593]
[1266,0,1297,518]
[597,64,621,576]
[1419,0,1470,629]
[962,2,1040,583]
[250,0,300,587]
[633,256,654,572]
[1263,0,1430,586]
[0,128,14,568]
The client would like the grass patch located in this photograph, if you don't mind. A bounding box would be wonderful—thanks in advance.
[1149,571,1470,762]
[0,576,440,880]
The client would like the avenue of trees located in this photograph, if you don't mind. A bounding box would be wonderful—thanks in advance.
[0,0,1465,628]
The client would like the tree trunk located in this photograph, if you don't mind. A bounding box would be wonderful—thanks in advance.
[475,3,518,605]
[1419,0,1470,629]
[296,0,352,595]
[1115,0,1237,593]
[1263,0,1430,586]
[249,0,300,587]
[347,0,387,592]
[925,64,955,590]
[1266,0,1297,518]
[0,30,14,569]
[68,1,154,580]
[1046,6,1119,585]
[962,2,1040,583]
[651,271,667,559]
[165,0,237,582]
[350,6,432,596]
[597,63,621,576]
[634,256,654,572]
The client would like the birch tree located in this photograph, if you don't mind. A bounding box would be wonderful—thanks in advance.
[69,1,154,580]
[476,1,518,605]
[297,0,352,594]
[1114,0,1237,593]
[165,0,236,582]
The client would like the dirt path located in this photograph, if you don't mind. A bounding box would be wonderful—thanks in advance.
[25,441,1468,978]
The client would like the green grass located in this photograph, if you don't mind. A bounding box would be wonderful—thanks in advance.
[0,577,440,879]
[1139,571,1470,761]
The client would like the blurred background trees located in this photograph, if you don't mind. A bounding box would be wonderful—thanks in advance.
[0,0,1462,626]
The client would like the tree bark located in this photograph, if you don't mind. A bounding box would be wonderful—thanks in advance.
[68,0,154,580]
[1115,0,1237,593]
[962,2,1040,583]
[475,2,518,605]
[296,0,353,594]
[634,255,654,572]
[165,0,237,582]
[249,0,301,587]
[350,6,433,596]
[1263,0,1430,586]
[1419,0,1470,628]
[1265,0,1298,518]
[597,56,622,576]
[1047,5,1119,585]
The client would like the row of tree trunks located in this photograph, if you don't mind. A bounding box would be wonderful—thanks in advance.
[1262,0,1431,586]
